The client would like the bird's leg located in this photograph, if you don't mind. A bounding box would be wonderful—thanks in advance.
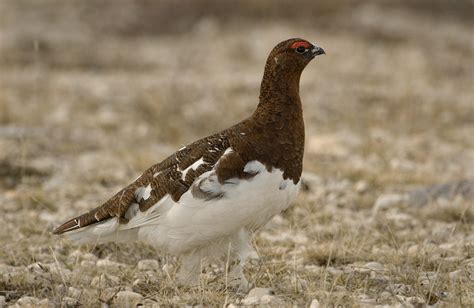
[225,229,259,291]
[177,253,202,287]
[227,261,250,292]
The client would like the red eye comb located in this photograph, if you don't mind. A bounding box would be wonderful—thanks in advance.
[291,41,310,49]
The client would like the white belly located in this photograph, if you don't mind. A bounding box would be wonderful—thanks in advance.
[138,161,300,255]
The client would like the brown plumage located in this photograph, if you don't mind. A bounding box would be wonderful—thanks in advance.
[53,38,325,238]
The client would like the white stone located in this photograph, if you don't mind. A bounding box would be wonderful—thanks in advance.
[327,268,344,276]
[364,261,384,272]
[113,291,143,306]
[114,291,143,307]
[355,180,369,193]
[449,269,463,282]
[260,295,284,305]
[242,288,275,305]
[16,296,40,306]
[80,260,96,268]
[82,253,98,262]
[241,296,259,305]
[96,259,127,269]
[162,263,174,273]
[37,299,50,307]
[309,299,321,308]
[62,297,79,306]
[68,287,82,299]
[91,273,120,289]
[373,193,408,213]
[137,259,159,271]
[0,296,6,306]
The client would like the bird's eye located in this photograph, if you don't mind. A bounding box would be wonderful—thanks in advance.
[296,46,307,54]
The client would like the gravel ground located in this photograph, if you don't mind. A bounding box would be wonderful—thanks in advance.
[0,1,473,306]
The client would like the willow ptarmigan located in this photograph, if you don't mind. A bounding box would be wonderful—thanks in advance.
[54,38,325,288]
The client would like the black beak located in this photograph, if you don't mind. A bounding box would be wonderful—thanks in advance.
[311,46,325,57]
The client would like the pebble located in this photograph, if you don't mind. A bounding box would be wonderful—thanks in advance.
[91,273,120,289]
[355,180,369,193]
[327,268,344,276]
[309,299,321,308]
[80,260,96,268]
[372,193,408,213]
[16,296,40,306]
[378,291,392,301]
[449,269,463,282]
[137,259,159,271]
[96,259,127,269]
[444,256,464,262]
[62,297,79,307]
[82,253,98,262]
[67,286,82,299]
[162,263,174,274]
[364,261,384,272]
[242,288,275,305]
[259,295,285,305]
[113,291,143,306]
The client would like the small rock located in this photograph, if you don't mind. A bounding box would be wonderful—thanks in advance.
[260,295,284,305]
[242,288,275,305]
[355,180,369,193]
[449,269,463,282]
[309,299,321,308]
[96,259,127,269]
[162,263,174,274]
[241,296,259,305]
[379,291,391,301]
[137,259,159,271]
[113,291,143,306]
[407,244,419,255]
[364,261,383,272]
[82,253,98,262]
[37,299,50,307]
[67,287,82,299]
[373,193,408,213]
[444,256,464,263]
[358,294,376,305]
[80,260,96,268]
[62,297,79,307]
[16,296,40,306]
[91,273,120,289]
[327,268,343,276]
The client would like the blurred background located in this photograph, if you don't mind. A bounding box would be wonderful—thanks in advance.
[0,0,472,305]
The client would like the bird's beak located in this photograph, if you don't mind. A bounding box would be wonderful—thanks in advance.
[311,46,326,58]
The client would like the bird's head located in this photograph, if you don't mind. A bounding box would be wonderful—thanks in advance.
[267,38,325,74]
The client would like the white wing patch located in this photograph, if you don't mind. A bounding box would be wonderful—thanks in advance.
[223,147,234,155]
[181,157,205,180]
[243,160,264,174]
[135,184,152,202]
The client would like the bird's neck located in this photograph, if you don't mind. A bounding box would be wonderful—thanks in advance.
[254,63,304,124]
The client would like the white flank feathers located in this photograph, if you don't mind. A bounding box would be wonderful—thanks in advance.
[64,159,300,259]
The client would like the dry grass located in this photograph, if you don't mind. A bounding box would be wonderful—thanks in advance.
[0,0,473,306]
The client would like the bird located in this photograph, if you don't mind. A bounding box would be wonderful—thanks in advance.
[53,38,325,289]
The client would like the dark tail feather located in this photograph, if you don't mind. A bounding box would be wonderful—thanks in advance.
[53,207,109,234]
